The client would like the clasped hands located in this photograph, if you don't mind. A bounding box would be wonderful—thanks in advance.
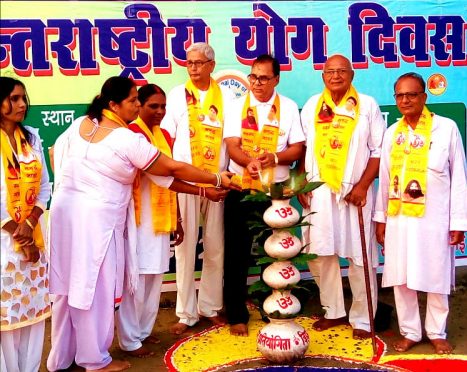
[12,220,40,263]
[246,153,276,180]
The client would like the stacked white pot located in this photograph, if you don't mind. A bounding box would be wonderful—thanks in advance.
[257,198,310,363]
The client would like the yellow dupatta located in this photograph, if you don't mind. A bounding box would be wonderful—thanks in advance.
[237,93,281,191]
[186,78,223,186]
[388,106,432,217]
[102,109,128,128]
[132,117,177,233]
[314,85,360,192]
[0,127,44,252]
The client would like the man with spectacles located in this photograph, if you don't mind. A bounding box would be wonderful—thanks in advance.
[161,42,232,335]
[223,54,305,336]
[298,54,386,339]
[374,72,467,354]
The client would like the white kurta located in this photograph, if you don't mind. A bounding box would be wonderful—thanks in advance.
[223,91,305,181]
[160,82,232,325]
[49,118,159,310]
[135,174,173,274]
[1,126,51,372]
[374,114,467,294]
[301,93,386,266]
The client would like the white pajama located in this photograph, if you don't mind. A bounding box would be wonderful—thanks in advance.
[374,114,467,341]
[301,93,385,329]
[1,321,45,372]
[161,83,231,326]
[47,240,117,371]
[308,255,377,331]
[175,193,224,325]
[393,285,449,341]
[116,274,163,351]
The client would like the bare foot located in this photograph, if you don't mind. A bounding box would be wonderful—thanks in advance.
[312,317,349,331]
[86,360,131,372]
[124,345,154,358]
[230,323,248,336]
[393,337,419,352]
[204,315,227,326]
[353,328,372,340]
[143,335,161,344]
[430,338,453,354]
[170,322,189,335]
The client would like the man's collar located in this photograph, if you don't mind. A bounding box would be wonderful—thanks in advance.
[249,90,277,107]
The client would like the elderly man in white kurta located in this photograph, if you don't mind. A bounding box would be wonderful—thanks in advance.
[298,54,386,339]
[161,42,231,334]
[374,72,467,354]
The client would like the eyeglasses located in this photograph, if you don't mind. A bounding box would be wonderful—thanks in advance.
[247,74,276,85]
[393,92,425,101]
[186,60,212,68]
[323,69,348,76]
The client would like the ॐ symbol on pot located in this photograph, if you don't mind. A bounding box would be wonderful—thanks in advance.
[279,237,294,249]
[276,296,293,309]
[275,207,292,219]
[279,266,295,279]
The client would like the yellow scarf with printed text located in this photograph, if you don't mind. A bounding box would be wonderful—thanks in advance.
[314,85,360,193]
[388,106,432,217]
[0,128,44,252]
[238,93,281,191]
[186,78,223,187]
[132,117,177,233]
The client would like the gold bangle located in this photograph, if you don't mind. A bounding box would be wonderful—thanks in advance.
[25,219,34,230]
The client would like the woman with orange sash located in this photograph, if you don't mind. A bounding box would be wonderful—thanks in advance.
[115,84,227,358]
[1,77,51,372]
[47,77,235,372]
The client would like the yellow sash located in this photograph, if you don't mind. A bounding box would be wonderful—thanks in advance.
[186,78,223,187]
[0,128,44,252]
[314,85,360,192]
[102,109,128,128]
[388,106,432,217]
[238,93,281,191]
[132,117,177,233]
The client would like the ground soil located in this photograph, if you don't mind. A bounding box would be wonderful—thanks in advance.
[39,267,467,371]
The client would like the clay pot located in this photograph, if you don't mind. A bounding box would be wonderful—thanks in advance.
[262,261,300,289]
[263,199,300,228]
[263,290,301,317]
[264,230,302,259]
[257,318,310,363]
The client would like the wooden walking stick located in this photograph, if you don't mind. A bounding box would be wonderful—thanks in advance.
[357,205,377,355]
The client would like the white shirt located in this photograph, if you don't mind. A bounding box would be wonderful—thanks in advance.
[161,83,233,171]
[223,91,305,182]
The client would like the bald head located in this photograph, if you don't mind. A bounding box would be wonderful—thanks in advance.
[322,55,354,102]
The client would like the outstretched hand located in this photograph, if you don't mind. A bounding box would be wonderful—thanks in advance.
[205,187,229,202]
[220,171,242,191]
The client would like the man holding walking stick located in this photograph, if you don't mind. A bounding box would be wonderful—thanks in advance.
[298,54,386,339]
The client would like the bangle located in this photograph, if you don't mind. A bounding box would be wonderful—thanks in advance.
[198,187,206,198]
[25,219,34,230]
[273,152,279,165]
[215,172,222,188]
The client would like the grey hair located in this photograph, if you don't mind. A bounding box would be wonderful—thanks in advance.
[394,72,426,92]
[186,42,215,60]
